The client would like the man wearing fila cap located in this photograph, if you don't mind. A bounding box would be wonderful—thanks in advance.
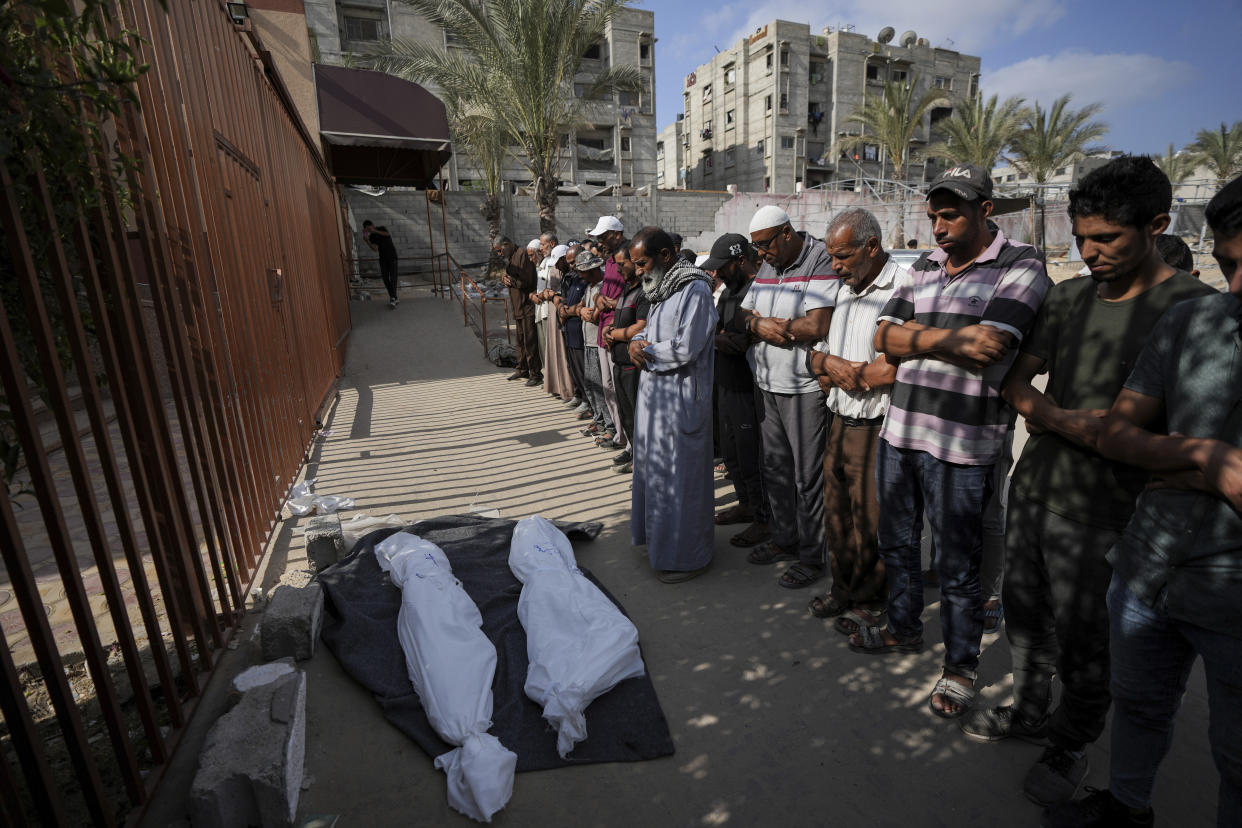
[738,205,838,589]
[858,164,1051,721]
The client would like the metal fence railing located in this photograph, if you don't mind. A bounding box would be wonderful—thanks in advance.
[445,253,512,357]
[0,1,350,825]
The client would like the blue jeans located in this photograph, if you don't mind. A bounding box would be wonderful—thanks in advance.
[1107,574,1242,825]
[876,440,992,680]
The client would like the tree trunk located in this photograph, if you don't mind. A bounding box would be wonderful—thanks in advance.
[1037,196,1047,252]
[483,192,501,274]
[536,174,558,235]
[891,162,906,248]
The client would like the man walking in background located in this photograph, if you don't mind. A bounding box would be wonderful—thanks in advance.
[363,219,400,308]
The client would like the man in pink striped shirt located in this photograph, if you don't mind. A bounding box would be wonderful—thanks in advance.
[850,165,1051,721]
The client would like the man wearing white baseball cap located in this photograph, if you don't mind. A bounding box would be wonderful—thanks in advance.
[587,215,624,238]
[587,216,628,450]
[738,205,837,589]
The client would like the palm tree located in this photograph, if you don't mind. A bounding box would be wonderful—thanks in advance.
[1007,95,1108,250]
[927,93,1026,171]
[370,0,644,233]
[448,106,512,266]
[840,73,949,246]
[1152,142,1197,188]
[1188,121,1242,189]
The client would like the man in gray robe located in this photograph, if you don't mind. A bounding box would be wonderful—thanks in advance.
[627,227,718,583]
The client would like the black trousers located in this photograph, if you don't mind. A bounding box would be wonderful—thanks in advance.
[614,362,639,445]
[514,309,541,376]
[718,384,767,521]
[380,257,398,300]
[565,345,586,400]
[1003,491,1118,748]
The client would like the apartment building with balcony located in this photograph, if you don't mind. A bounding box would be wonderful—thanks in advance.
[304,0,658,190]
[656,117,685,189]
[675,20,980,193]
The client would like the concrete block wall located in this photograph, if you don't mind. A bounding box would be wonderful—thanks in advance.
[702,189,934,249]
[344,189,495,276]
[345,185,1058,271]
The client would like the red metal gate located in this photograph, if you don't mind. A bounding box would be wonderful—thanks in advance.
[0,1,351,823]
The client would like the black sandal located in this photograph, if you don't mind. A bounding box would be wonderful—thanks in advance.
[778,563,824,589]
[808,594,849,618]
[746,540,795,564]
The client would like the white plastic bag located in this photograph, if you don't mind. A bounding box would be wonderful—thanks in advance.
[286,478,356,516]
[287,479,318,516]
[509,516,646,758]
[375,533,516,823]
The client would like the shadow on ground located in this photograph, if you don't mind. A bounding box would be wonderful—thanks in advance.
[289,288,1215,828]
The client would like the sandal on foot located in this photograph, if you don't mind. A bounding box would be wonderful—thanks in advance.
[834,608,883,636]
[983,600,1004,635]
[730,522,771,547]
[714,504,754,526]
[808,594,849,618]
[929,675,976,719]
[778,563,825,589]
[746,541,796,565]
[848,624,923,655]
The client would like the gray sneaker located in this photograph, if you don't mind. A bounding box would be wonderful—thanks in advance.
[1024,746,1089,806]
[960,704,1049,743]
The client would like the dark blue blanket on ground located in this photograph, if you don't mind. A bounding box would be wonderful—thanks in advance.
[318,514,675,771]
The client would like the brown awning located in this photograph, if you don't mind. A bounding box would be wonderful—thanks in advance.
[314,64,452,187]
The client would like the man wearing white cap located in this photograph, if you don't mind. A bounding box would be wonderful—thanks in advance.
[527,238,548,376]
[588,216,628,450]
[738,205,838,589]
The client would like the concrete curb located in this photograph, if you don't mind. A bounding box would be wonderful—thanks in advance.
[261,584,324,663]
[190,668,306,828]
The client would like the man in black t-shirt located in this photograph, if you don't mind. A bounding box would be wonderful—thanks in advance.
[363,220,400,308]
[965,156,1217,809]
[701,233,769,547]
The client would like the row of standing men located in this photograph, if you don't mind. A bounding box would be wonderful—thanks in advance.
[499,158,1242,828]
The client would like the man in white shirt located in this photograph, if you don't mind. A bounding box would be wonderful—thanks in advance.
[532,232,558,382]
[807,209,905,625]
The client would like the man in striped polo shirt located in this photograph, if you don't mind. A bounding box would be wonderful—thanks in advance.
[739,205,838,589]
[852,165,1052,721]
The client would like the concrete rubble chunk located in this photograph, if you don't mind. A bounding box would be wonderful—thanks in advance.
[305,514,345,572]
[261,584,324,662]
[232,658,296,694]
[190,670,306,828]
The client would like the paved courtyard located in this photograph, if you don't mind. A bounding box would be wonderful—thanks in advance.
[143,280,1217,827]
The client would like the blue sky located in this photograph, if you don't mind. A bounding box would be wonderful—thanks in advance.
[642,0,1242,155]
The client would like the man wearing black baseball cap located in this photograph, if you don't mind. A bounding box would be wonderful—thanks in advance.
[859,163,1052,723]
[702,233,770,548]
[927,163,995,202]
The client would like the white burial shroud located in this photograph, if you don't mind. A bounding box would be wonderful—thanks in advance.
[375,532,516,823]
[509,516,646,758]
